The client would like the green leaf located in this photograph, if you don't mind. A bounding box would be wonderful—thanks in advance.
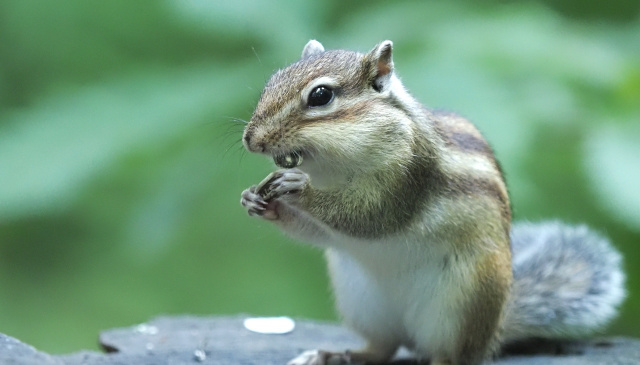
[0,64,252,220]
[584,125,640,231]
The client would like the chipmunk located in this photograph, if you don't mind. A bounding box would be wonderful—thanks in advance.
[239,40,626,365]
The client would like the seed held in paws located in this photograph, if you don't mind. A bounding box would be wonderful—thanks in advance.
[274,152,303,169]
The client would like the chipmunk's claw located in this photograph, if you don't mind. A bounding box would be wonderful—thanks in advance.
[256,169,309,201]
[241,185,278,220]
[288,350,353,365]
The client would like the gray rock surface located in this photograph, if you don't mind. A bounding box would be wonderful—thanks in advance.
[0,333,62,365]
[0,316,637,364]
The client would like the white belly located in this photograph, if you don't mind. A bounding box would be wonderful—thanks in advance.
[325,241,472,359]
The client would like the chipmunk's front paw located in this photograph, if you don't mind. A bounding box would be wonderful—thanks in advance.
[257,169,309,201]
[269,169,309,200]
[240,186,278,220]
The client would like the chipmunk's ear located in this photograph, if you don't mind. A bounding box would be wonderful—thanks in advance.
[301,40,325,58]
[366,40,394,92]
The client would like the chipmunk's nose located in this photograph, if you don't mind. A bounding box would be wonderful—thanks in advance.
[242,127,265,153]
[243,129,252,146]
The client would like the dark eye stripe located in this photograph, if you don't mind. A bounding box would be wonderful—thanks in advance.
[308,86,333,107]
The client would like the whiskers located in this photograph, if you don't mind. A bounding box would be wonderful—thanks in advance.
[200,116,249,161]
[226,117,249,126]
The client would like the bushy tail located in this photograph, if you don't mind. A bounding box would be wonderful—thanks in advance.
[502,221,625,342]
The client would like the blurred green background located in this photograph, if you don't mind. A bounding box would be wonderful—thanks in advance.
[1,0,639,354]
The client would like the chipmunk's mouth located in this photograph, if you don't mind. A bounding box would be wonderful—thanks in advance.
[273,150,304,169]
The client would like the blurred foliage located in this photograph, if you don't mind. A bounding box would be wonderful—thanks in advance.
[1,0,639,354]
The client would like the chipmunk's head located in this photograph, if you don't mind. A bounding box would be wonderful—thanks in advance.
[243,40,416,184]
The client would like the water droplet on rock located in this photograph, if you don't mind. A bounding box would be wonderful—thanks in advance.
[135,324,159,335]
[193,349,207,362]
[243,316,295,334]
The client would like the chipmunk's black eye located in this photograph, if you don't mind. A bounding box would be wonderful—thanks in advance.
[308,86,333,107]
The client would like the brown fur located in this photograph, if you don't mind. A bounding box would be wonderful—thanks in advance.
[253,51,365,122]
[455,250,512,365]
